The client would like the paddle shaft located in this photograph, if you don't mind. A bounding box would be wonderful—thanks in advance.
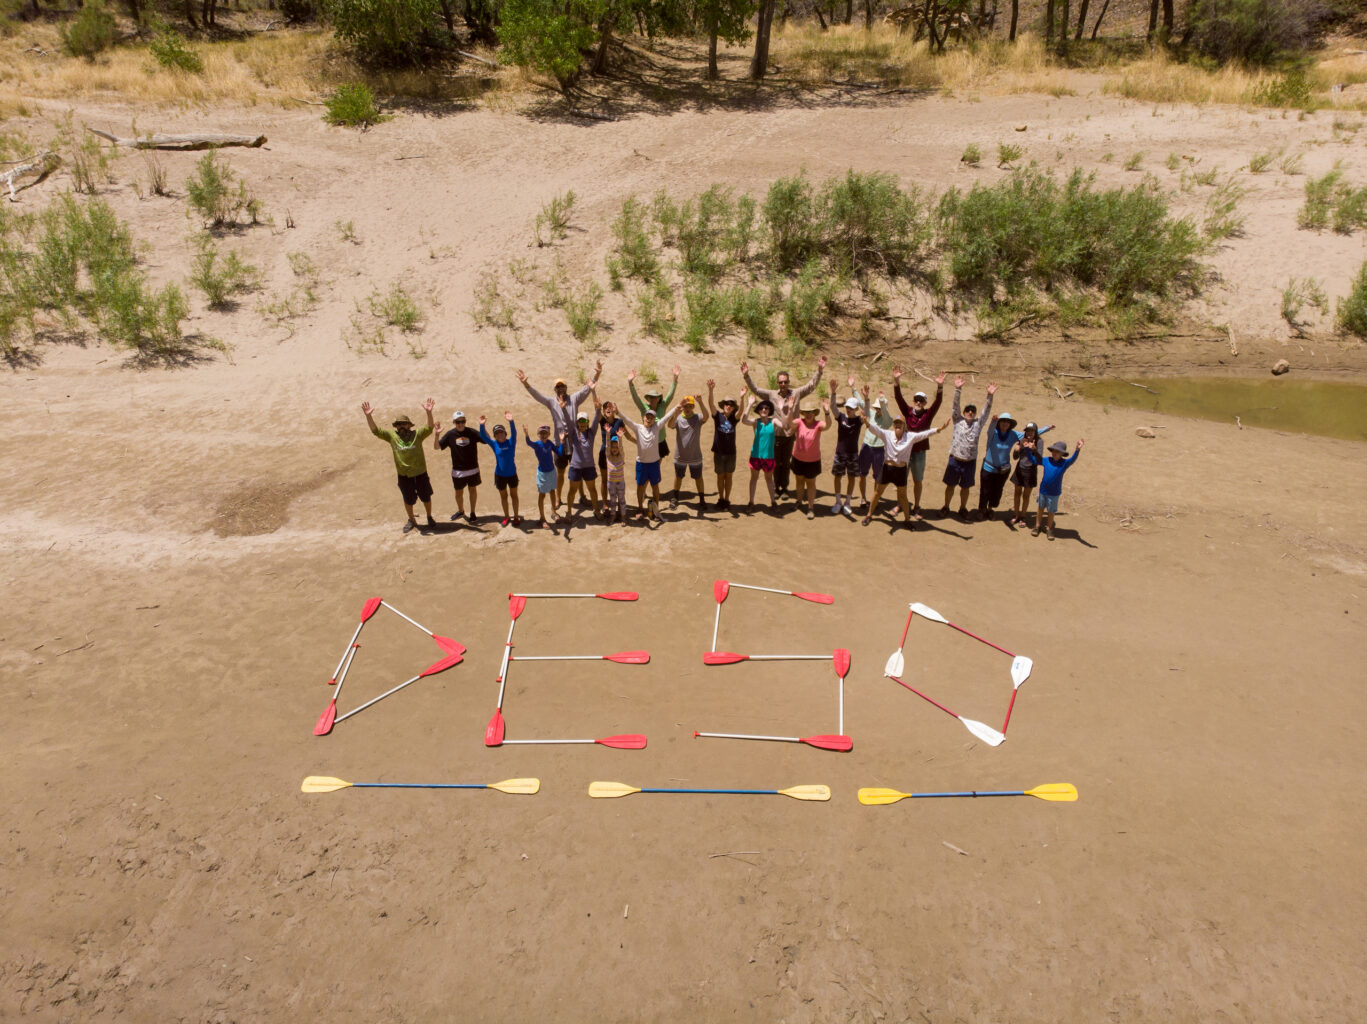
[510,654,614,661]
[695,731,800,743]
[500,738,599,744]
[641,787,786,795]
[711,602,721,652]
[898,608,914,649]
[330,621,366,681]
[511,593,627,599]
[332,642,361,703]
[948,621,1014,657]
[745,654,830,661]
[887,674,962,720]
[382,601,436,638]
[351,782,490,790]
[1002,689,1020,734]
[495,617,517,709]
[900,790,1034,799]
[839,677,844,735]
[730,583,793,597]
[335,671,421,724]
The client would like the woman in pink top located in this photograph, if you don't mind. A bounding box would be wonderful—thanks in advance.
[789,400,832,520]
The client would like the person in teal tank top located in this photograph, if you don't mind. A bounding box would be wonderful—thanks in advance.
[742,398,779,509]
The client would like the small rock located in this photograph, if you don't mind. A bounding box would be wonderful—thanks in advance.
[1271,359,1290,376]
[1135,427,1157,439]
[1013,123,1027,132]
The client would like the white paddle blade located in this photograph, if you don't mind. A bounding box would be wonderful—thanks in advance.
[909,602,948,624]
[962,717,1006,747]
[588,781,640,799]
[884,650,905,677]
[301,776,352,793]
[1011,655,1033,688]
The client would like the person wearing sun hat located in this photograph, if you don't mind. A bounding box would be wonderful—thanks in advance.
[1010,421,1050,525]
[978,408,1052,522]
[892,366,946,517]
[515,359,601,510]
[1032,437,1085,540]
[627,364,679,461]
[663,392,707,513]
[362,397,436,533]
[617,386,666,519]
[741,395,780,509]
[741,355,826,500]
[788,398,832,520]
[854,389,894,515]
[563,407,603,523]
[704,378,745,511]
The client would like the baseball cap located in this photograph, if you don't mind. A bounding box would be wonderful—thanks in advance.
[913,391,927,401]
[451,410,466,422]
[844,397,860,410]
[553,378,567,387]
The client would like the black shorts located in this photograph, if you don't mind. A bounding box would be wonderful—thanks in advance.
[495,473,519,491]
[398,472,433,505]
[857,445,884,479]
[790,457,821,480]
[831,451,859,476]
[1011,462,1039,488]
[554,451,571,470]
[943,456,975,489]
[451,472,481,490]
[881,463,909,489]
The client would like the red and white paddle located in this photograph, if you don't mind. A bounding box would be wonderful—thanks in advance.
[485,595,526,747]
[726,582,833,604]
[325,597,382,685]
[316,647,465,736]
[711,579,729,652]
[884,671,1004,747]
[909,602,1015,657]
[509,592,638,601]
[883,605,915,678]
[693,730,852,752]
[496,734,647,749]
[833,648,851,735]
[313,640,362,734]
[509,651,650,664]
[1001,655,1034,733]
[380,600,464,657]
[703,651,834,665]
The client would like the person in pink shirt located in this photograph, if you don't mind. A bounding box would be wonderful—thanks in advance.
[790,399,832,520]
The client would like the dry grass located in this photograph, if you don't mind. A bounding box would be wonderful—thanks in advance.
[1103,49,1367,111]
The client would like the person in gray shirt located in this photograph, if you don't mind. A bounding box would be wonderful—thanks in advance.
[940,376,997,518]
[515,359,602,509]
[664,394,707,513]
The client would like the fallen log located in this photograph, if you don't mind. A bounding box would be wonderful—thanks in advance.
[3,152,60,200]
[88,128,267,150]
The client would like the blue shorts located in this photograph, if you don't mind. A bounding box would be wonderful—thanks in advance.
[857,445,884,478]
[568,465,597,483]
[636,461,662,486]
[536,469,556,494]
[943,456,975,489]
[1037,493,1060,513]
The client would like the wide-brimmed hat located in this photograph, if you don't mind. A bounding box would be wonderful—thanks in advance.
[756,400,774,414]
[644,388,662,400]
[392,414,414,427]
[1048,440,1068,454]
[720,396,737,407]
[798,403,819,415]
[997,411,1016,427]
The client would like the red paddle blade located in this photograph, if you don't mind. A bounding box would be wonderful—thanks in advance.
[508,595,527,620]
[793,591,834,604]
[605,651,650,664]
[596,592,639,601]
[802,734,853,752]
[433,635,466,657]
[313,701,337,736]
[713,579,729,604]
[595,734,647,749]
[703,652,747,665]
[419,652,464,677]
[832,648,851,678]
[484,710,505,746]
[360,596,382,622]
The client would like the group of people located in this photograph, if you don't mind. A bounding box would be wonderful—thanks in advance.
[363,357,1083,539]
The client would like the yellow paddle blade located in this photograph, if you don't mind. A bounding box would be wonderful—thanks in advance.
[778,785,831,802]
[857,787,910,806]
[489,777,540,795]
[1026,782,1078,802]
[588,780,641,799]
[301,776,353,794]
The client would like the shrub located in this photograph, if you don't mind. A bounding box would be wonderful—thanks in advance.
[185,152,263,228]
[562,279,602,342]
[60,1,116,60]
[1281,276,1327,335]
[997,143,1023,167]
[730,286,774,347]
[610,197,658,282]
[1248,151,1276,174]
[961,144,981,166]
[190,236,261,308]
[534,190,576,246]
[1336,262,1367,339]
[819,169,930,281]
[496,0,599,88]
[763,173,818,272]
[1204,176,1247,240]
[680,277,730,352]
[1124,152,1144,171]
[1188,0,1329,68]
[149,27,204,74]
[1249,69,1316,110]
[324,83,382,127]
[783,259,839,342]
[369,282,422,331]
[325,0,445,67]
[1297,168,1367,233]
[676,185,736,281]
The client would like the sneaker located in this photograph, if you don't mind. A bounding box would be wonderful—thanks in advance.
[669,497,679,510]
[1030,527,1040,536]
[806,509,815,520]
[840,501,854,518]
[512,516,522,526]
[833,496,844,512]
[500,516,510,527]
[1047,528,1056,541]
[450,511,463,521]
[861,515,872,526]
[426,515,436,528]
[403,519,417,533]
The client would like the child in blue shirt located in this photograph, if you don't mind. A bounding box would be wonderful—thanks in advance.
[524,423,560,530]
[479,412,520,527]
[1032,438,1084,540]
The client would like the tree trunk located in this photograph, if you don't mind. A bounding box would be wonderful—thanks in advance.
[1057,0,1069,53]
[1090,0,1109,38]
[1161,0,1172,34]
[437,0,457,39]
[591,18,612,75]
[750,0,774,80]
[1008,0,1018,40]
[707,29,718,79]
[1146,0,1158,40]
[1074,0,1088,39]
[814,4,827,29]
[864,0,872,30]
[1045,0,1054,43]
[845,0,851,24]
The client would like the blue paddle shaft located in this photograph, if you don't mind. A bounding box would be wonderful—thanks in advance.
[912,790,1025,798]
[640,787,775,796]
[351,783,487,790]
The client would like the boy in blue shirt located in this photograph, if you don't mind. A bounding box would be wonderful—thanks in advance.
[479,412,520,527]
[524,423,560,530]
[1033,438,1084,540]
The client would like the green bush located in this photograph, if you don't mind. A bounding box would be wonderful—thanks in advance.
[961,144,981,166]
[190,236,261,308]
[676,185,735,281]
[149,27,204,74]
[534,189,576,246]
[60,1,116,60]
[763,173,819,272]
[610,197,659,283]
[1188,0,1326,69]
[1297,167,1367,233]
[729,286,774,347]
[819,169,930,280]
[783,259,839,342]
[496,0,597,88]
[325,0,444,66]
[369,281,423,331]
[324,83,382,127]
[562,280,602,342]
[1336,262,1367,339]
[680,276,730,352]
[185,152,263,229]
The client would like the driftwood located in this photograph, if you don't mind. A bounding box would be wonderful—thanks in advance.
[88,128,267,150]
[457,49,497,67]
[3,152,60,200]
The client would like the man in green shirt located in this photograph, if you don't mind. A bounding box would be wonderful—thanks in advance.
[363,399,436,532]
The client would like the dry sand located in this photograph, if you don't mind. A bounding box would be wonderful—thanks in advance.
[3,77,1367,1021]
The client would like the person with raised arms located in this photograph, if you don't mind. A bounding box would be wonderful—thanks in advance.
[433,407,482,522]
[562,408,603,523]
[704,379,744,511]
[789,399,832,520]
[854,389,893,516]
[893,367,946,518]
[627,365,679,462]
[979,412,1052,522]
[524,423,561,530]
[741,396,781,510]
[862,411,951,529]
[741,356,826,500]
[478,411,521,527]
[828,375,865,517]
[663,393,707,514]
[515,359,602,510]
[1032,438,1084,540]
[617,390,665,520]
[940,376,996,519]
[363,398,436,533]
